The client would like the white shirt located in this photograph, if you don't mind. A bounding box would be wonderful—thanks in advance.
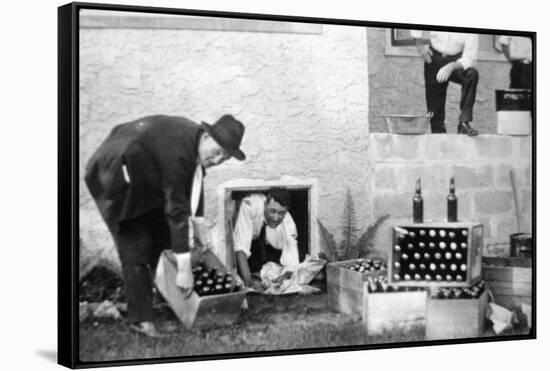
[233,193,299,268]
[190,162,203,217]
[188,162,204,248]
[411,30,479,70]
[498,36,532,62]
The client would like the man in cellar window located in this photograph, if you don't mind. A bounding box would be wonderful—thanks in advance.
[233,187,299,290]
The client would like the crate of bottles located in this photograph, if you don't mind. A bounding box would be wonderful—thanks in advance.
[425,281,488,340]
[389,222,483,287]
[361,276,427,335]
[155,249,247,329]
[327,258,388,316]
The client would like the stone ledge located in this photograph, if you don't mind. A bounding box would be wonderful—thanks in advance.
[369,133,532,162]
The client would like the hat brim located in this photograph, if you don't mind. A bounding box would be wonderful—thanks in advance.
[201,122,246,161]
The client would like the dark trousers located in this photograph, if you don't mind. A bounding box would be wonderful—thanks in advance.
[424,46,479,133]
[111,208,171,323]
[510,61,532,90]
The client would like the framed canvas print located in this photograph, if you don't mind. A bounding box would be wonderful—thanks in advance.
[58,1,536,368]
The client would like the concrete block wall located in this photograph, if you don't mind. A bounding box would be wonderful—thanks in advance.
[368,134,532,258]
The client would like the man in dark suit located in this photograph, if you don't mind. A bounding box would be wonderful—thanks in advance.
[85,114,246,337]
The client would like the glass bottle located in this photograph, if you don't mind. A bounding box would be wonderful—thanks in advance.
[447,177,458,222]
[413,178,423,223]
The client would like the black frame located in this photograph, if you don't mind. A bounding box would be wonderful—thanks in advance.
[58,2,537,368]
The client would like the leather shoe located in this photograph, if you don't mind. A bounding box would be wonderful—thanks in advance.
[130,321,169,338]
[457,122,478,136]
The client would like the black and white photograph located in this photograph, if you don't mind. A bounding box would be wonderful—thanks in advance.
[56,1,538,369]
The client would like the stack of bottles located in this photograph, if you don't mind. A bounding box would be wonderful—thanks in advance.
[193,261,242,296]
[366,275,425,293]
[341,258,387,273]
[391,227,469,283]
[430,280,487,300]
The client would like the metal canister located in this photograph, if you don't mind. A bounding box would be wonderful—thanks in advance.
[510,233,533,258]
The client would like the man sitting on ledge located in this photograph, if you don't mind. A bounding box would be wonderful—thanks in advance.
[233,187,299,290]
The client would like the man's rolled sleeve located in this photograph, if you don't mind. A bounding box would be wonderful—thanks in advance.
[232,200,254,257]
[281,213,299,268]
[457,34,479,70]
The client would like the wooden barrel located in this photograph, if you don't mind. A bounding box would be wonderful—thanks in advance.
[482,257,532,310]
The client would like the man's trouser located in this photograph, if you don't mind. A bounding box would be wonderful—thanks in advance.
[111,208,170,323]
[424,46,479,133]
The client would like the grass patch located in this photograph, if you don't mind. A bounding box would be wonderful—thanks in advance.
[78,269,530,362]
[79,291,529,363]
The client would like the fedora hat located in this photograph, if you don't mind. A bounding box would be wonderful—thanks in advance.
[201,115,246,161]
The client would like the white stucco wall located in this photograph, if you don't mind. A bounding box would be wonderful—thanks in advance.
[79,20,370,275]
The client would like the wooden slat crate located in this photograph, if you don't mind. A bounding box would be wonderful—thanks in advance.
[426,289,488,340]
[327,259,387,316]
[362,284,427,335]
[389,221,483,287]
[154,249,247,329]
[482,257,532,310]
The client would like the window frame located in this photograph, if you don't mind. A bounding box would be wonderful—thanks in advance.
[384,29,507,62]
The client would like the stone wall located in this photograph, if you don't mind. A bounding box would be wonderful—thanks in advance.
[367,28,511,134]
[368,133,532,259]
[79,23,370,277]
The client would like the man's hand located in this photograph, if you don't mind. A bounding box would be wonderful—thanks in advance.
[174,252,194,298]
[416,41,432,63]
[271,270,293,284]
[436,62,457,83]
[249,280,265,292]
[420,45,433,63]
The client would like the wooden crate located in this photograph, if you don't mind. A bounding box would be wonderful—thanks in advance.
[327,259,387,316]
[482,257,532,310]
[154,249,247,329]
[389,221,483,287]
[426,289,488,340]
[362,284,427,336]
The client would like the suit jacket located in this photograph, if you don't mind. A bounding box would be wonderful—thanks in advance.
[85,115,205,253]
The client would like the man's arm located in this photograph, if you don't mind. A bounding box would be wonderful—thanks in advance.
[148,121,197,294]
[501,44,512,62]
[415,38,433,63]
[498,35,513,62]
[456,33,479,71]
[232,198,260,287]
[411,30,432,63]
[281,213,299,268]
[236,250,254,287]
[436,34,478,83]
